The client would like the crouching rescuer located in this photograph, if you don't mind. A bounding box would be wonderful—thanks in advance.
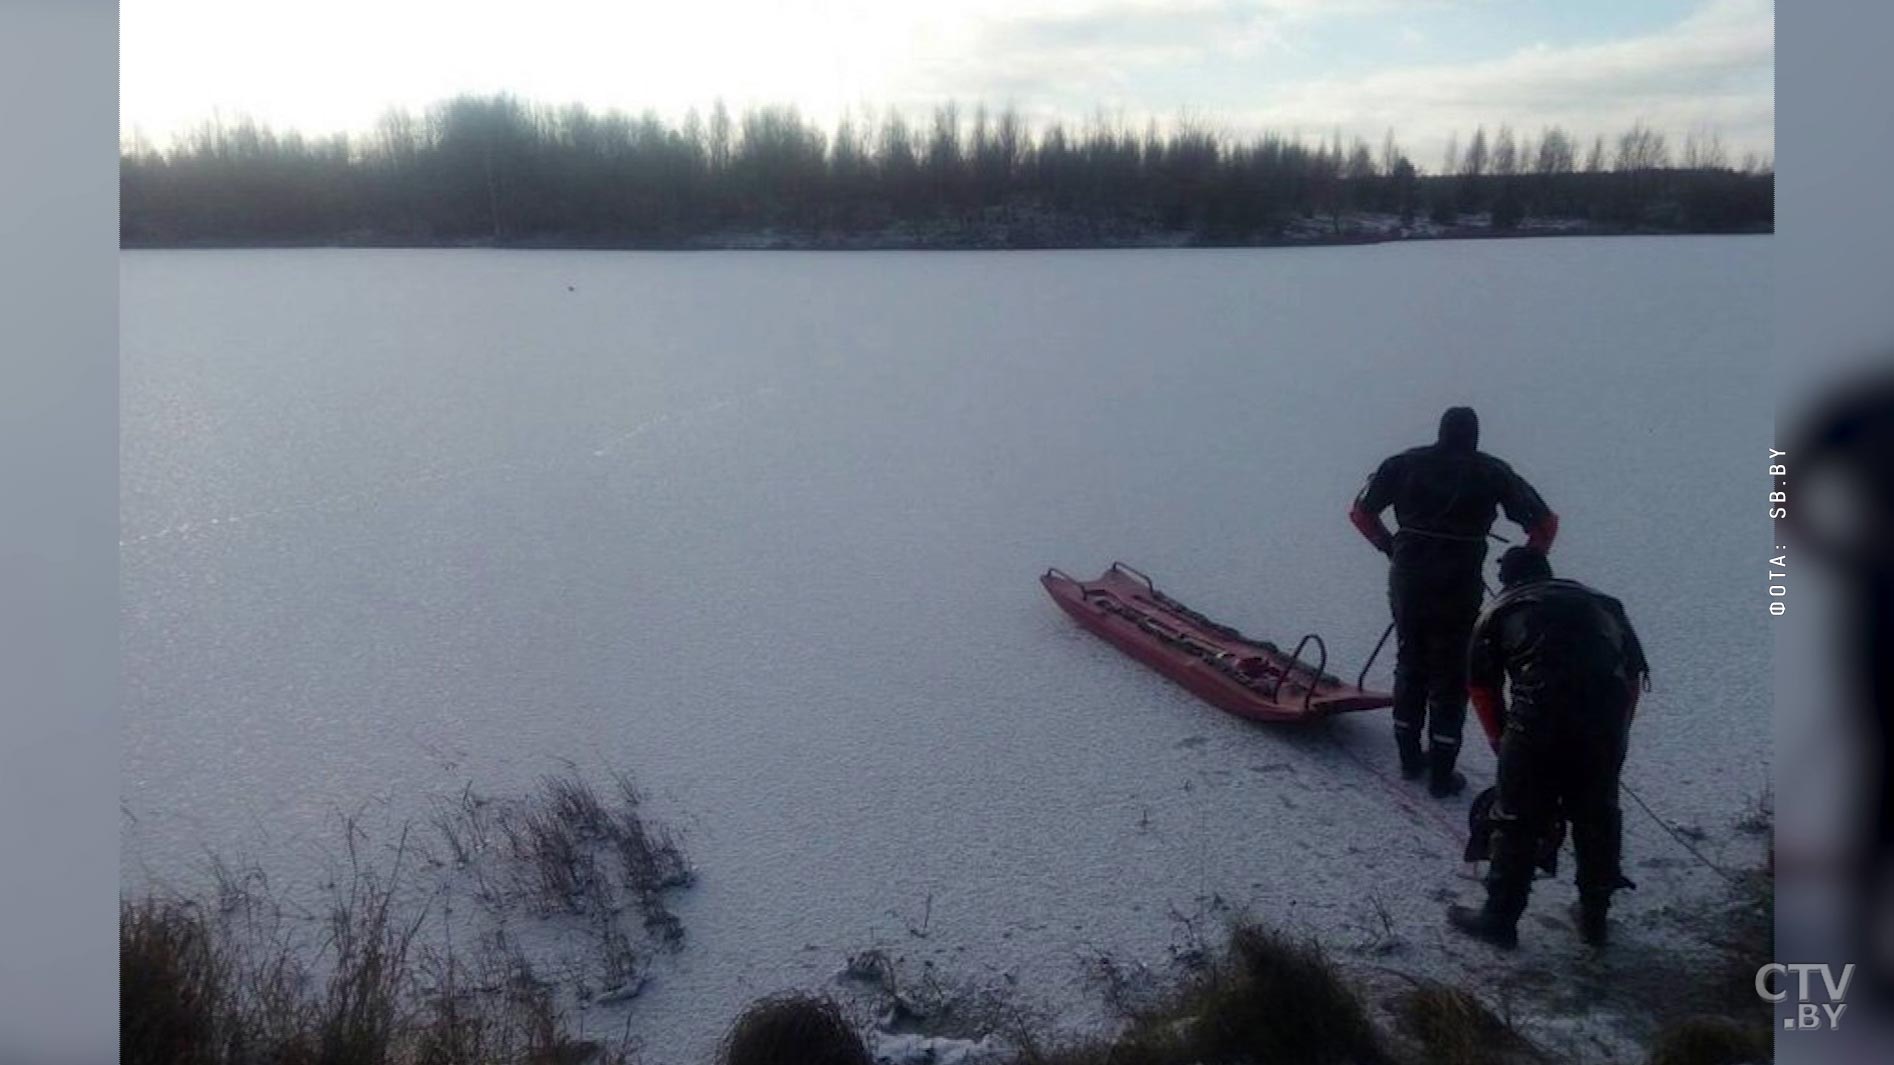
[1448,547,1651,949]
[1349,407,1560,797]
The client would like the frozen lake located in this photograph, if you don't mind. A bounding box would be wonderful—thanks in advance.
[122,239,1771,1061]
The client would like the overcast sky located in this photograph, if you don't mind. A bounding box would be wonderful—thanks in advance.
[121,0,1773,165]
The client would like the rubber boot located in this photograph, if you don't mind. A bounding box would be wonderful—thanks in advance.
[1429,770,1467,798]
[1446,903,1519,950]
[1572,893,1611,947]
[1397,734,1426,780]
[1428,746,1465,798]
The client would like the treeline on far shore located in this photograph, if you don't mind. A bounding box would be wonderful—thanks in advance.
[120,95,1774,249]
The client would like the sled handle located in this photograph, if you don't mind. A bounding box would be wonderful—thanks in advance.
[1110,561,1155,591]
[1355,621,1395,691]
[1273,632,1329,712]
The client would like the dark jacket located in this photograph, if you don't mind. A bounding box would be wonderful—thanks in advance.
[1467,578,1650,744]
[1348,409,1558,580]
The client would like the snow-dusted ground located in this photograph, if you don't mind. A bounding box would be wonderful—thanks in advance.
[121,239,1771,1062]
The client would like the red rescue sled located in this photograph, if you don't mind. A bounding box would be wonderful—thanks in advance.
[1042,562,1394,723]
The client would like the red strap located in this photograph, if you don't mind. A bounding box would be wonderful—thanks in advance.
[1349,504,1393,555]
[1525,512,1560,553]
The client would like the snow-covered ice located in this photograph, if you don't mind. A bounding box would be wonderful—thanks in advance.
[121,239,1772,1062]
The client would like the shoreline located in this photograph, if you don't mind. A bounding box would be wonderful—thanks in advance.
[119,221,1772,253]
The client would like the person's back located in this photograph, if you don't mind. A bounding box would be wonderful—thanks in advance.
[1453,548,1648,950]
[1380,449,1536,548]
[1358,408,1556,546]
[1349,407,1559,795]
[1476,578,1645,740]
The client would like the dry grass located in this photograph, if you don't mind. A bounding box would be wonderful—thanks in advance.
[1639,854,1773,1065]
[1706,867,1773,1019]
[121,898,224,1065]
[441,772,691,939]
[1397,982,1534,1065]
[120,872,623,1065]
[425,770,693,995]
[124,769,691,1065]
[1013,920,1382,1065]
[1663,796,1773,1023]
[1644,1016,1770,1065]
[1189,924,1382,1064]
[839,944,1033,1043]
[129,777,1781,1065]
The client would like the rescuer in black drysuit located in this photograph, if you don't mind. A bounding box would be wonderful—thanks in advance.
[1349,407,1559,797]
[1447,547,1650,949]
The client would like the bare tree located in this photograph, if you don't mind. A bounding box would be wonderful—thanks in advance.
[832,110,866,186]
[676,107,708,186]
[927,101,964,195]
[970,103,995,193]
[708,99,733,175]
[1344,137,1376,181]
[994,106,1025,188]
[1613,122,1669,172]
[877,109,918,206]
[374,108,419,169]
[1492,125,1518,176]
[1681,126,1728,170]
[1535,126,1575,175]
[1461,125,1489,178]
[1583,134,1606,173]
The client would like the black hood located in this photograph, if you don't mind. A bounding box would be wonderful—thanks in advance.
[1437,406,1480,452]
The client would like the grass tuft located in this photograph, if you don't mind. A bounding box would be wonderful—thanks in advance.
[1009,920,1380,1065]
[1189,923,1381,1065]
[1398,981,1529,1065]
[122,769,689,1065]
[119,886,622,1065]
[121,898,225,1065]
[1644,1015,1771,1065]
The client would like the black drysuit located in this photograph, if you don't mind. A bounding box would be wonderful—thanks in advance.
[1467,578,1649,919]
[1350,415,1557,782]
